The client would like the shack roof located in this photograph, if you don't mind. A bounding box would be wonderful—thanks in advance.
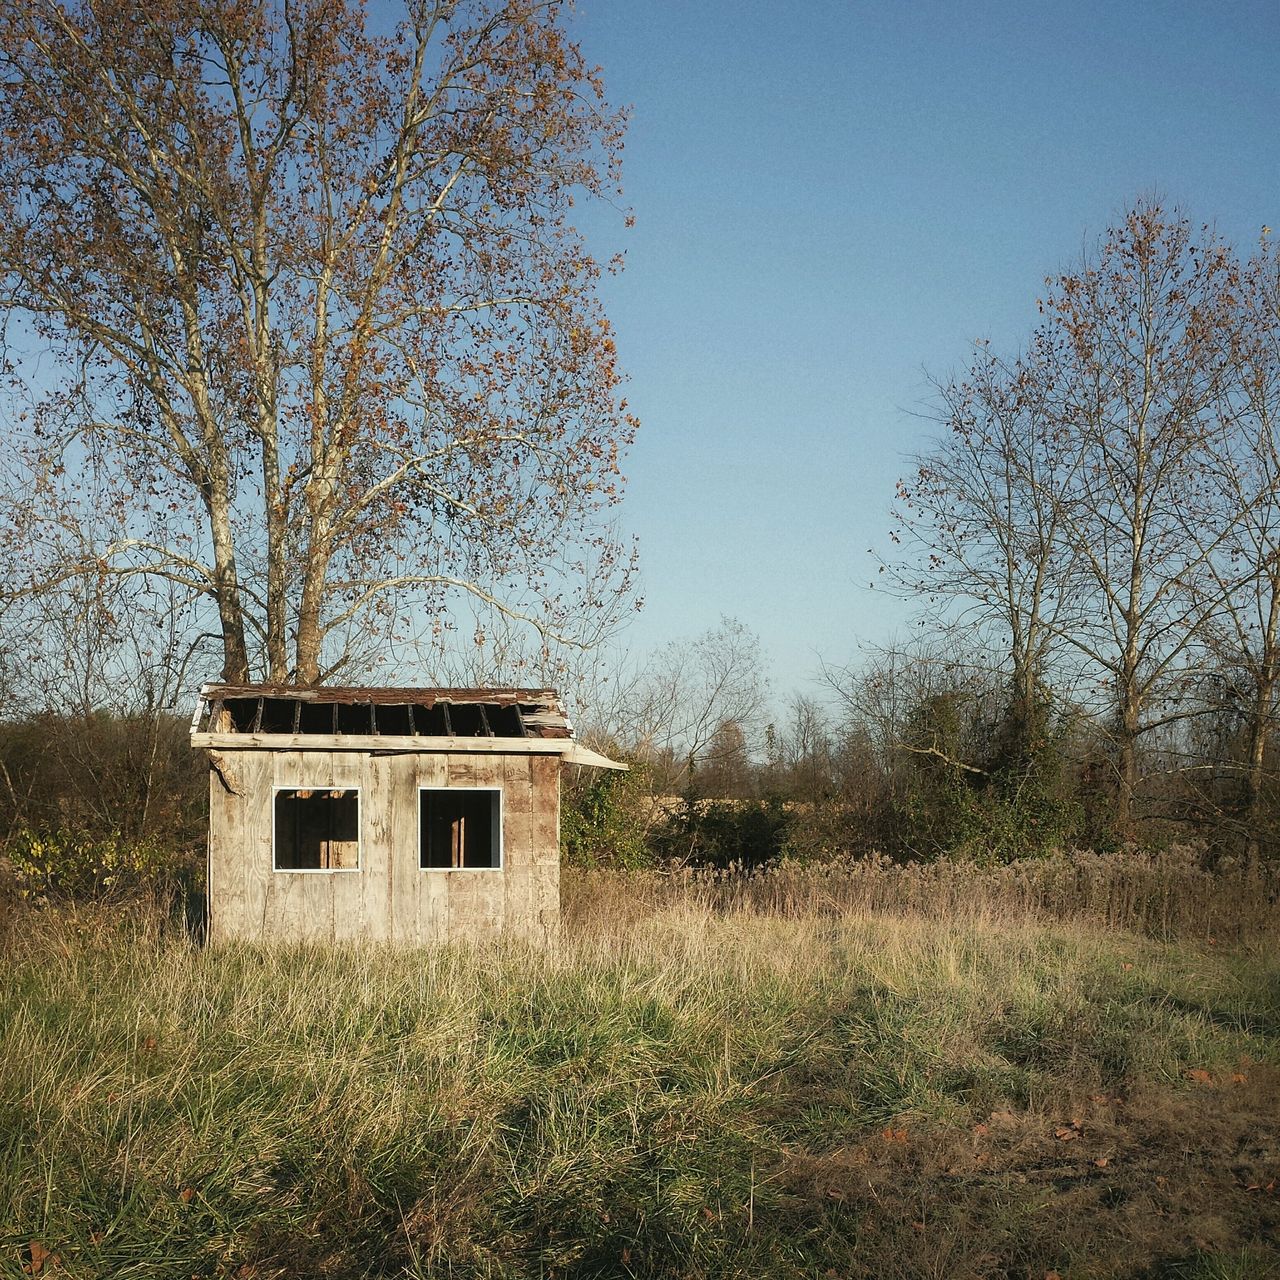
[189,684,625,769]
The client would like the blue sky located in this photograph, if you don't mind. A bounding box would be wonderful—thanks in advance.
[565,0,1280,693]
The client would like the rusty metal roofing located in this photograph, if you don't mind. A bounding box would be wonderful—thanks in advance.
[192,684,572,741]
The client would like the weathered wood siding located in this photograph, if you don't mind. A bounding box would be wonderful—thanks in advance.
[207,750,559,944]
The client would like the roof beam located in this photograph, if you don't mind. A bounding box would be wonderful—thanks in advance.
[190,731,574,754]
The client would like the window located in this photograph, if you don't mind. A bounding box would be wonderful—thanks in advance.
[273,788,360,871]
[420,788,501,869]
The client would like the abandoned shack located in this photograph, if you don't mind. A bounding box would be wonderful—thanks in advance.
[190,684,623,944]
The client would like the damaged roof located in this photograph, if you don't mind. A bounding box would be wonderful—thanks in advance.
[190,684,624,769]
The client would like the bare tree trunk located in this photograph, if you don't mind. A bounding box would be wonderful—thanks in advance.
[262,428,288,682]
[295,503,334,685]
[208,496,251,684]
[1115,693,1141,841]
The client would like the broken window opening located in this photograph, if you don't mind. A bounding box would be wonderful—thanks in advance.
[274,788,360,871]
[419,789,501,870]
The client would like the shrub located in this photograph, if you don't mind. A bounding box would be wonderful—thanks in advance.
[4,827,197,904]
[655,795,791,869]
[560,760,659,869]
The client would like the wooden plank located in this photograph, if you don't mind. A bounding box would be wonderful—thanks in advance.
[499,757,540,942]
[204,684,559,705]
[502,866,533,939]
[190,732,569,754]
[539,863,561,944]
[385,755,417,943]
[397,753,450,943]
[447,754,504,789]
[502,865,558,942]
[269,862,334,942]
[207,768,237,942]
[445,867,505,942]
[359,753,392,943]
[530,754,562,868]
[189,690,207,737]
[501,756,535,871]
[208,749,270,942]
[561,743,628,770]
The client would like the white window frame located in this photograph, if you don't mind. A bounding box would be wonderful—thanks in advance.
[271,785,363,874]
[418,786,503,872]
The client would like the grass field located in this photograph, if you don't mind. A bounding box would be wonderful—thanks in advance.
[1,860,1278,1279]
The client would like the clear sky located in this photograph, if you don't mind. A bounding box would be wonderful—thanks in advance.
[565,0,1280,694]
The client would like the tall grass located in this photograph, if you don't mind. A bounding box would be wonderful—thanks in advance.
[565,847,1280,943]
[0,857,1277,1279]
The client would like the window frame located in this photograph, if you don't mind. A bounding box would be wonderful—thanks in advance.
[417,785,504,872]
[271,785,363,874]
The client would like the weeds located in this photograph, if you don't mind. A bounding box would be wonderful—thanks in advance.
[564,847,1280,943]
[0,869,1277,1278]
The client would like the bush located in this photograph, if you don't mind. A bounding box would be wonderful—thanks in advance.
[656,795,791,869]
[4,827,198,904]
[0,711,206,848]
[560,760,659,869]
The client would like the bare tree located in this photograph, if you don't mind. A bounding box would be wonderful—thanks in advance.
[1190,230,1280,848]
[0,569,205,840]
[888,337,1087,750]
[887,202,1245,840]
[766,693,838,802]
[616,617,768,791]
[1046,203,1240,837]
[0,0,635,685]
[822,638,1005,780]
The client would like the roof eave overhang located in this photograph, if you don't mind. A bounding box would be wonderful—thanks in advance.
[560,743,629,771]
[192,732,628,769]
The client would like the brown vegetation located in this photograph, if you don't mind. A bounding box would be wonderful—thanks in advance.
[1,867,1276,1279]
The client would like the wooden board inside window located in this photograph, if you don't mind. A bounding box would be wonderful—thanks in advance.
[274,788,360,870]
[420,789,499,869]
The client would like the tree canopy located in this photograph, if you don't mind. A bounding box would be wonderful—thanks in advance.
[0,0,636,685]
[890,202,1280,842]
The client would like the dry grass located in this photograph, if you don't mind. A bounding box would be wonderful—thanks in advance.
[563,847,1280,943]
[0,859,1277,1279]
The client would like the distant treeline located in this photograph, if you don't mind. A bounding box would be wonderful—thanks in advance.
[8,201,1280,881]
[565,202,1280,871]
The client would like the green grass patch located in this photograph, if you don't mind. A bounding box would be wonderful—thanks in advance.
[1,901,1277,1278]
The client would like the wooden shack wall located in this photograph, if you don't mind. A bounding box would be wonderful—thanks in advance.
[207,750,559,944]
